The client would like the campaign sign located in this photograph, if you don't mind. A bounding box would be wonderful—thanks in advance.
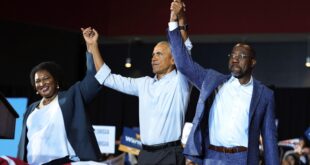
[93,125,116,154]
[118,127,142,155]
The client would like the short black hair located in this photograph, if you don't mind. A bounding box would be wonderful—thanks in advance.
[29,61,64,90]
[233,43,256,58]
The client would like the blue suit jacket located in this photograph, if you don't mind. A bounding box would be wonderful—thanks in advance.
[17,53,102,162]
[168,29,279,165]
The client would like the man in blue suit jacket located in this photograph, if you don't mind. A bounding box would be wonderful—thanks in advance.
[168,3,279,165]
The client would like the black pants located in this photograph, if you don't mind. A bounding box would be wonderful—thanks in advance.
[138,145,185,165]
[42,156,73,165]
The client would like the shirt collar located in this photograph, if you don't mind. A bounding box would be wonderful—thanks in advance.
[154,70,177,81]
[228,76,253,87]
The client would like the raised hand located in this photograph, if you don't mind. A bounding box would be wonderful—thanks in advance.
[81,27,104,70]
[81,27,99,53]
[170,0,185,22]
[170,0,188,41]
[81,27,98,45]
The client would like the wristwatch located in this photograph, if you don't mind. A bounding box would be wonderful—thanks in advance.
[179,24,189,31]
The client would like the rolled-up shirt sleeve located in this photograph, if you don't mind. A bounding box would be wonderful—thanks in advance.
[95,63,111,84]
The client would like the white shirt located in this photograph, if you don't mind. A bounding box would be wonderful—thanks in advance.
[95,38,192,145]
[96,67,191,145]
[209,76,253,147]
[26,96,77,165]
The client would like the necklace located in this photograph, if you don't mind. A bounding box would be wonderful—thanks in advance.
[38,94,57,109]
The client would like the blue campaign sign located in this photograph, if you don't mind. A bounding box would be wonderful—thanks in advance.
[118,127,142,155]
[0,98,28,157]
[121,127,142,149]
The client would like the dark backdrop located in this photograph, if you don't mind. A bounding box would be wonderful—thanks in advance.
[1,0,310,36]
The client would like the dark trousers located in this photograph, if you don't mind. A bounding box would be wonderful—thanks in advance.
[42,156,73,165]
[138,145,185,165]
[203,149,247,165]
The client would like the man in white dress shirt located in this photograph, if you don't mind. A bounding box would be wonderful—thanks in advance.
[81,4,192,164]
[167,1,279,164]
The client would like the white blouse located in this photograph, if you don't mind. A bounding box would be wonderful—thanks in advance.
[26,96,78,165]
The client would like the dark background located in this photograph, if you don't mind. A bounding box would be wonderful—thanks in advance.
[1,0,310,140]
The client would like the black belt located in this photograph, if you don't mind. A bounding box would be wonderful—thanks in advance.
[142,140,181,151]
[208,144,248,153]
[43,156,73,165]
